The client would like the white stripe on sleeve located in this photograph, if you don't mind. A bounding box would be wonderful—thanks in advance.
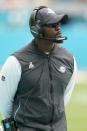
[64,57,77,106]
[0,56,21,119]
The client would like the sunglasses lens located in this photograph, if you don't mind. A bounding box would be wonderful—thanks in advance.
[47,23,59,28]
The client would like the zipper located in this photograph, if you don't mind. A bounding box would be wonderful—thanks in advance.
[48,56,54,128]
[14,101,21,121]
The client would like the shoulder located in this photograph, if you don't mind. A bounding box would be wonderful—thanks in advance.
[56,44,73,57]
[11,41,34,60]
[10,40,36,68]
[54,44,74,62]
[54,44,75,71]
[13,41,33,55]
[1,56,20,68]
[0,56,21,82]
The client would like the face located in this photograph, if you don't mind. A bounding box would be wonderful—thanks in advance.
[42,23,62,38]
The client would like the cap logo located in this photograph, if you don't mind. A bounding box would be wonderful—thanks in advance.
[47,8,55,14]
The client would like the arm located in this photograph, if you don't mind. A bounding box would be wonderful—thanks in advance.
[0,56,21,119]
[64,57,77,106]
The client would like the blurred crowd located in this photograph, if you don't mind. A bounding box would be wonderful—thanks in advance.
[0,0,87,22]
[0,0,87,16]
[0,0,87,10]
[0,0,51,10]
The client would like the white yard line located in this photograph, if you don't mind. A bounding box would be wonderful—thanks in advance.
[0,126,3,131]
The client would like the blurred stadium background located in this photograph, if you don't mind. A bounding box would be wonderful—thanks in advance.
[0,0,87,131]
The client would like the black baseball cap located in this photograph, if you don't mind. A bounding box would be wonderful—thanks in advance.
[36,7,68,25]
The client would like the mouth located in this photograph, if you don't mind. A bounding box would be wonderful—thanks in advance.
[56,32,62,38]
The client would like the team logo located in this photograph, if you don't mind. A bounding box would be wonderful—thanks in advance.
[47,8,55,14]
[29,62,34,69]
[58,66,66,73]
[1,75,6,81]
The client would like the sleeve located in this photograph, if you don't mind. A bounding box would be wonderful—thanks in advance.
[64,57,77,106]
[0,56,21,119]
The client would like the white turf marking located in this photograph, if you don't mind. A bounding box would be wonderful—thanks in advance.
[0,126,3,131]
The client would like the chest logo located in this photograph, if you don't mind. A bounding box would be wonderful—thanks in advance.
[29,62,34,69]
[58,66,66,73]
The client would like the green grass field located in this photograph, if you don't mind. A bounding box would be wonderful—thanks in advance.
[65,83,87,131]
[0,73,87,130]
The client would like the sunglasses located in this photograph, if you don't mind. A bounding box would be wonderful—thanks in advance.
[46,23,60,28]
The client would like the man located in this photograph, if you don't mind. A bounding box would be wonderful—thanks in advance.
[0,6,77,131]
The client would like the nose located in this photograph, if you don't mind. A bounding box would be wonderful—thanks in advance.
[55,24,62,37]
[55,24,60,31]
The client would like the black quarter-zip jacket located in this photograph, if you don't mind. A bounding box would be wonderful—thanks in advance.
[12,40,74,131]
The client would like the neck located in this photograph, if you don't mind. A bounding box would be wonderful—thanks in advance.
[34,38,55,52]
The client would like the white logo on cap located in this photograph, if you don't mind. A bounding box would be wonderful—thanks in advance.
[47,9,55,14]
